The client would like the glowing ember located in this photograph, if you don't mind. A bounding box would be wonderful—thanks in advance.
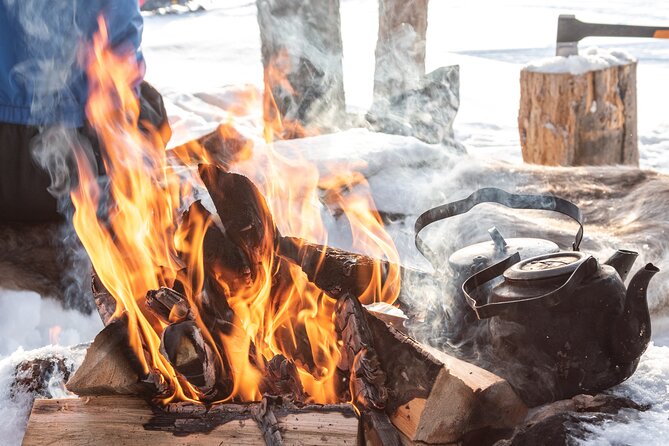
[70,17,400,405]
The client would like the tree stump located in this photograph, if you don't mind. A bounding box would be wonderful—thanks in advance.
[373,0,429,103]
[518,60,638,166]
[256,0,345,131]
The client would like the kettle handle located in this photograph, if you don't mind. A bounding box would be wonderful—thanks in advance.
[462,252,598,319]
[414,188,584,269]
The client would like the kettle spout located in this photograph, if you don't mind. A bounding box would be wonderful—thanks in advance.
[610,263,659,365]
[604,249,639,281]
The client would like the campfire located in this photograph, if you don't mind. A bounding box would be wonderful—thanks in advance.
[18,8,662,446]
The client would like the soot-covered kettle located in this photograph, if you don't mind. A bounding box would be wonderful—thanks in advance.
[415,188,659,405]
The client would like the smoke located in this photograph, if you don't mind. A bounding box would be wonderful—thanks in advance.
[3,0,105,312]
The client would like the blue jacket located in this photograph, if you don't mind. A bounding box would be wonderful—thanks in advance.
[0,0,143,127]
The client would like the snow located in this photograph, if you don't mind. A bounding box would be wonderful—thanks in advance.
[524,47,636,75]
[2,0,669,444]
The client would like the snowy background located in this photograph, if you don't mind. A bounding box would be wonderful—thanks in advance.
[1,0,668,444]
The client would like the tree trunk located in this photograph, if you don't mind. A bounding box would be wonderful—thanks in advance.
[373,0,429,102]
[518,62,638,166]
[256,0,345,131]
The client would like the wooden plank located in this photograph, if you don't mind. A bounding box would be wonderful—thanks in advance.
[22,396,358,446]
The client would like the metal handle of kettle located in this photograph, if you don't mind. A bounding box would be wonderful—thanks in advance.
[461,252,598,319]
[414,188,584,268]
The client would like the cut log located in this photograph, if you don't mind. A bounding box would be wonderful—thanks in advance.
[92,269,116,326]
[198,166,277,285]
[22,396,359,446]
[373,0,429,103]
[169,123,253,168]
[364,311,528,444]
[518,59,638,166]
[66,321,151,397]
[335,293,402,446]
[256,0,345,130]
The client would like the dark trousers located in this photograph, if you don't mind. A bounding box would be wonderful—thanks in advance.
[0,82,170,224]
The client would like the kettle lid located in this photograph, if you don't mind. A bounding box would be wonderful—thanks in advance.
[449,234,559,271]
[504,251,590,281]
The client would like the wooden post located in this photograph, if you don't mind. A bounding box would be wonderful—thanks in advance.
[373,0,429,102]
[518,61,639,166]
[256,0,345,131]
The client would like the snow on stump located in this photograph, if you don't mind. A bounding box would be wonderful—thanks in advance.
[518,49,638,167]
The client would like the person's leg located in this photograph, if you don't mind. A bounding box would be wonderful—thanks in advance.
[0,123,62,223]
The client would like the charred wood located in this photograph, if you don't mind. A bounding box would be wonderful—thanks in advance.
[169,123,252,168]
[92,269,116,326]
[334,293,401,446]
[259,354,307,403]
[198,166,277,284]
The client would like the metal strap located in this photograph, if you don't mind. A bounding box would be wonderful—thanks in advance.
[414,188,584,269]
[462,253,597,319]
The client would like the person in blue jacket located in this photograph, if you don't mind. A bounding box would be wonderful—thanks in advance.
[0,0,169,223]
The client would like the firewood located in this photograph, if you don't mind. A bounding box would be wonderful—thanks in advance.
[22,396,359,446]
[146,286,192,324]
[335,293,402,446]
[198,166,277,284]
[66,320,152,397]
[169,123,252,168]
[364,311,528,444]
[259,354,307,402]
[92,269,116,326]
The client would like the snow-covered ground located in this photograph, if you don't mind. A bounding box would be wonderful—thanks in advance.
[1,0,668,444]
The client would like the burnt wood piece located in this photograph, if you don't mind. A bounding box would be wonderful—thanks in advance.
[146,287,192,324]
[22,396,359,445]
[198,166,277,285]
[256,0,345,131]
[92,269,116,326]
[169,123,252,168]
[66,319,154,397]
[260,354,307,402]
[252,397,285,446]
[278,236,390,301]
[159,320,222,399]
[364,311,528,444]
[334,293,401,446]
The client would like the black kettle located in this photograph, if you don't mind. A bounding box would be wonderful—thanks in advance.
[415,188,659,405]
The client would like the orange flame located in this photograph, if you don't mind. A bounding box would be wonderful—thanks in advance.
[70,17,400,405]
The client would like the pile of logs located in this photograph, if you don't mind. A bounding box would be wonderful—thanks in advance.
[22,152,527,444]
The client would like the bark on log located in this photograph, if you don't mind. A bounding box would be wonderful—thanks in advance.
[169,123,252,168]
[256,0,345,130]
[364,311,528,444]
[22,396,359,446]
[92,269,116,326]
[518,61,638,166]
[335,293,402,446]
[373,0,429,103]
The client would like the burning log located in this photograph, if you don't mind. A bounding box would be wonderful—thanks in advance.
[198,165,277,284]
[256,0,346,130]
[92,269,116,326]
[259,354,307,402]
[169,123,252,168]
[334,293,402,446]
[364,310,528,444]
[22,396,359,445]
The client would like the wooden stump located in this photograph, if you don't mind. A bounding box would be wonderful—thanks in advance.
[373,0,429,103]
[256,0,345,131]
[518,61,638,166]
